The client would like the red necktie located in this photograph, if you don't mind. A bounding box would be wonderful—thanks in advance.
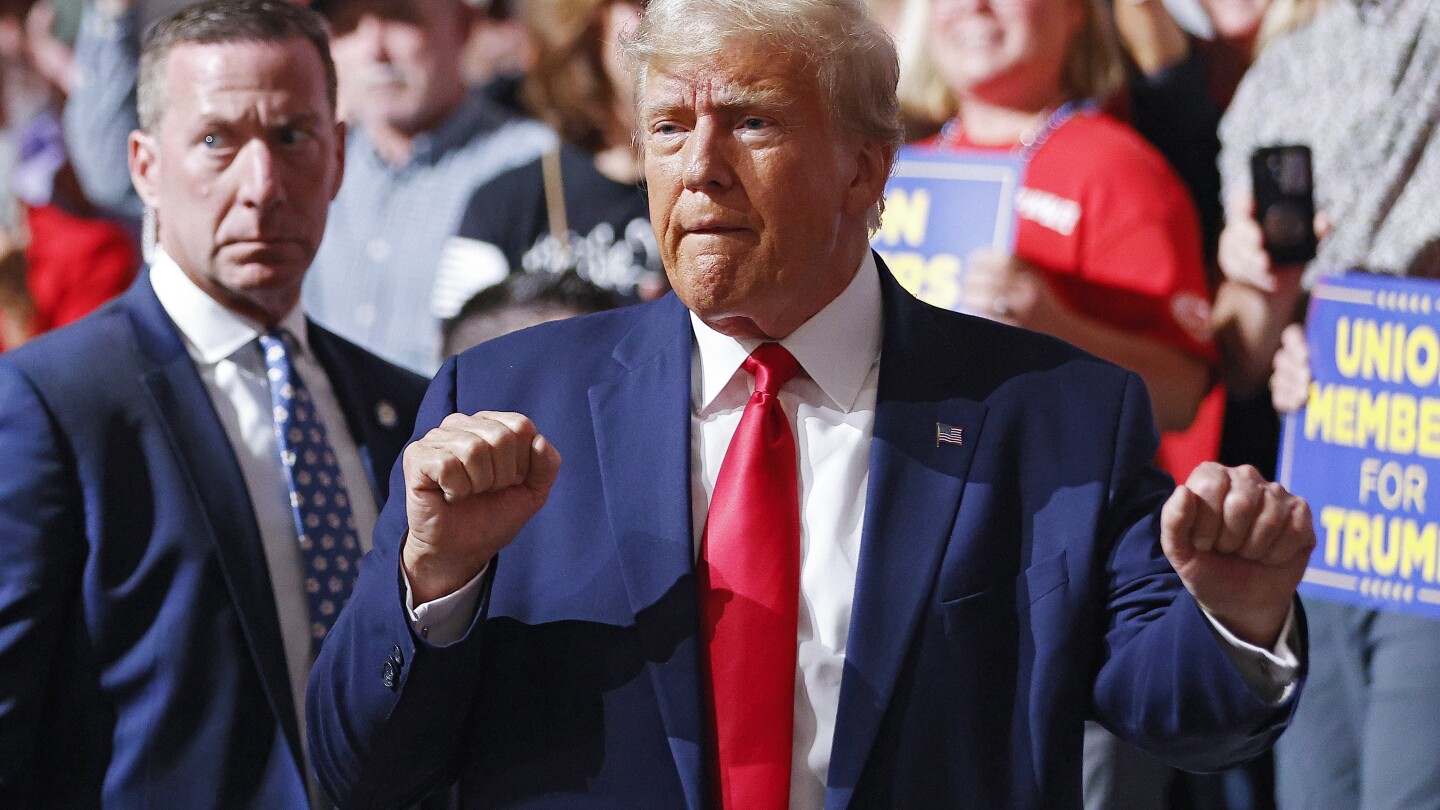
[700,342,802,810]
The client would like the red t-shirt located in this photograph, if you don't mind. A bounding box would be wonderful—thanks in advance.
[1,203,139,350]
[927,112,1220,480]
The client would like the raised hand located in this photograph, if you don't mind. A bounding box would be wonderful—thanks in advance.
[401,411,562,603]
[1161,463,1314,648]
[1270,323,1311,414]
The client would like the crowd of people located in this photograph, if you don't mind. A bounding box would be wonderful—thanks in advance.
[0,0,1427,807]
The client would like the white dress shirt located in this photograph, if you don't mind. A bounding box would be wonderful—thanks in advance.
[413,251,1298,808]
[689,252,882,808]
[150,251,378,797]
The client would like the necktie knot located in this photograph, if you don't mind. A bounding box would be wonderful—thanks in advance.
[743,342,799,398]
[258,326,290,346]
[258,328,294,368]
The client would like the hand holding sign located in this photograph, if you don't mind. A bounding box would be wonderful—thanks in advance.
[1162,463,1314,648]
[1271,323,1311,414]
[873,147,1023,311]
[961,250,1062,329]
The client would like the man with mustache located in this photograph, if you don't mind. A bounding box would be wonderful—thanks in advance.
[0,2,425,805]
[309,0,1312,806]
[302,0,554,374]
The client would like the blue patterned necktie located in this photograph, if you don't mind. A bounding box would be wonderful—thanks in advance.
[258,329,364,653]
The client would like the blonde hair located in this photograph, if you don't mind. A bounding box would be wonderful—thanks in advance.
[521,0,629,153]
[624,0,903,149]
[901,0,1124,135]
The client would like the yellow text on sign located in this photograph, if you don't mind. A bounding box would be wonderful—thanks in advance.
[1304,385,1440,458]
[1319,506,1440,581]
[875,188,931,248]
[1333,317,1440,387]
[878,251,962,310]
[1358,458,1428,512]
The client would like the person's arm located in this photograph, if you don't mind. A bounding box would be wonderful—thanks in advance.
[1210,189,1322,400]
[1209,44,1317,397]
[1114,0,1191,76]
[63,0,145,224]
[1268,323,1310,414]
[0,240,34,348]
[1046,305,1210,432]
[307,358,560,807]
[964,128,1220,431]
[1090,373,1309,769]
[0,363,84,800]
[1212,271,1304,399]
[36,214,139,330]
[962,251,1212,432]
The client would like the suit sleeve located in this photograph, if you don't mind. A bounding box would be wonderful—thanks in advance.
[0,363,85,800]
[308,357,495,809]
[1089,372,1299,771]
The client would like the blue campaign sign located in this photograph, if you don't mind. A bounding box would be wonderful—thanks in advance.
[1278,272,1440,620]
[871,146,1022,311]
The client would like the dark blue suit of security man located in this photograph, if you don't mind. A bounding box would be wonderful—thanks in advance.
[0,274,425,805]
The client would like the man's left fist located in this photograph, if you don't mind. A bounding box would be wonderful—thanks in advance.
[1161,463,1315,647]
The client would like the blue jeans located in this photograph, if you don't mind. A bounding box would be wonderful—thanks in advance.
[1275,598,1440,810]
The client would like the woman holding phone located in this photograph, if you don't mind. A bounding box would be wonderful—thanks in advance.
[1212,3,1440,807]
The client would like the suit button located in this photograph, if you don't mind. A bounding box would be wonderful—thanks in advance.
[389,645,404,667]
[382,661,399,690]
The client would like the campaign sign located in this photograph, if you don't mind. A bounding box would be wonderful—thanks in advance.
[872,147,1022,311]
[1279,273,1440,620]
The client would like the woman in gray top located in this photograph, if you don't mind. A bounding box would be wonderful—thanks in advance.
[1212,2,1440,807]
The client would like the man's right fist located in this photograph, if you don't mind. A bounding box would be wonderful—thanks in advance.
[401,411,561,603]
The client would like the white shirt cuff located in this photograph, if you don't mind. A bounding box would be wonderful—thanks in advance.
[1200,603,1301,705]
[404,563,489,646]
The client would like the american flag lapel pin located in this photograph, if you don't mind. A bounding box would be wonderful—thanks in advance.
[936,423,964,447]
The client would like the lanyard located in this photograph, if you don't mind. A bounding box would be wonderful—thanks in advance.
[938,99,1093,163]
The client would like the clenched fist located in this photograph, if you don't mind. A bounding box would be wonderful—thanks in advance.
[1162,463,1314,648]
[402,411,562,603]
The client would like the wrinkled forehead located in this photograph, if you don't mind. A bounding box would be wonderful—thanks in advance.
[161,39,334,123]
[635,38,818,113]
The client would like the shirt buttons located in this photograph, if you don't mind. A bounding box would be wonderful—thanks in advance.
[354,303,377,328]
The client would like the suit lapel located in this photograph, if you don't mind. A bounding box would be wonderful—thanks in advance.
[825,268,990,809]
[308,324,404,503]
[587,296,707,810]
[124,275,305,778]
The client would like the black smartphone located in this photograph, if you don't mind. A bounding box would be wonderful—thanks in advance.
[1251,145,1317,265]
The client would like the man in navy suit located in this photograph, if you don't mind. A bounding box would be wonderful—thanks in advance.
[308,0,1314,806]
[0,2,426,806]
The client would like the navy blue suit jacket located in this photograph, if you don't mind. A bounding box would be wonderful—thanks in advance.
[308,266,1299,809]
[0,274,426,807]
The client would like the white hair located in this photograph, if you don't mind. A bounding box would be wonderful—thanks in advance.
[625,0,903,229]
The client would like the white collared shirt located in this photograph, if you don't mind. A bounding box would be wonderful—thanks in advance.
[688,252,1296,806]
[414,251,1297,808]
[149,251,378,793]
[689,251,882,808]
